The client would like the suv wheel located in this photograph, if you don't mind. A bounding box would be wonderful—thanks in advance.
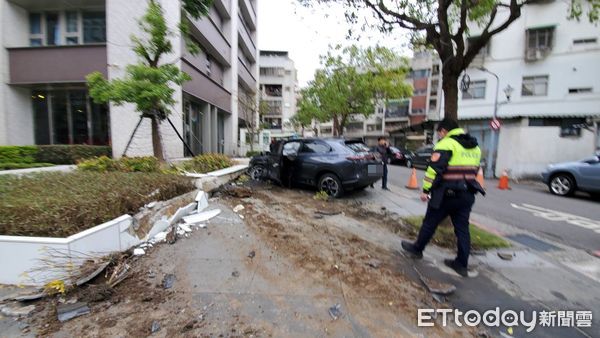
[318,173,344,198]
[549,173,575,196]
[249,165,266,180]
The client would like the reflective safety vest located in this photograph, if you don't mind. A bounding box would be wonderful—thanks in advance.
[422,128,482,194]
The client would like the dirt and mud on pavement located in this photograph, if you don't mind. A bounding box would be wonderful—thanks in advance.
[16,180,481,337]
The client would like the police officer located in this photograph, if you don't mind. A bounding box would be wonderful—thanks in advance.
[401,118,485,277]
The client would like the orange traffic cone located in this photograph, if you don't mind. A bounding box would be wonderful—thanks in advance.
[406,168,419,190]
[476,167,485,190]
[498,169,510,190]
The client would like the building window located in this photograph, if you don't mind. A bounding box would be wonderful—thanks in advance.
[526,27,554,60]
[28,11,106,46]
[522,75,548,96]
[462,80,486,99]
[410,69,429,79]
[83,12,106,43]
[568,87,592,94]
[413,89,427,96]
[32,89,109,145]
[260,67,284,77]
[573,38,597,45]
[46,12,60,46]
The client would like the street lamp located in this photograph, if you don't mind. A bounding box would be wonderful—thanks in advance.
[477,67,511,178]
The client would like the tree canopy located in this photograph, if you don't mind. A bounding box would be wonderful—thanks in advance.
[298,0,599,119]
[298,45,412,136]
[87,0,196,160]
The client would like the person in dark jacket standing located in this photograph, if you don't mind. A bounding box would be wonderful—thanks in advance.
[401,118,485,277]
[376,137,391,190]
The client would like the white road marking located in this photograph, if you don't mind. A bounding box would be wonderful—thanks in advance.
[511,203,600,233]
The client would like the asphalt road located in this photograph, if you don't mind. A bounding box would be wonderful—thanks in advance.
[387,164,600,254]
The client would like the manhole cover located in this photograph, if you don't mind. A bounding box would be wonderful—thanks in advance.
[507,234,560,252]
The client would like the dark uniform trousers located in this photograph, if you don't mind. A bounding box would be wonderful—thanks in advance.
[413,190,476,267]
[381,163,388,189]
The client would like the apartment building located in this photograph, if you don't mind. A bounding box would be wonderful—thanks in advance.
[317,51,441,148]
[0,0,258,159]
[453,0,600,178]
[258,50,298,136]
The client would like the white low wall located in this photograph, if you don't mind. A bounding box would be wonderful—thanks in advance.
[0,164,248,286]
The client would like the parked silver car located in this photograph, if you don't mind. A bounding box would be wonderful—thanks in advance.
[541,155,600,197]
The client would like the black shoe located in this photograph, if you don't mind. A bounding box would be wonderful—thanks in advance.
[401,241,423,259]
[382,187,390,191]
[443,259,468,277]
[370,184,374,188]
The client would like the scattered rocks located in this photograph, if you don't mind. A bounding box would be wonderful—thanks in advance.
[133,248,146,256]
[498,252,514,261]
[1,304,36,317]
[232,270,240,278]
[233,204,245,213]
[248,250,256,259]
[328,304,342,320]
[151,320,161,334]
[162,274,176,289]
[366,259,381,269]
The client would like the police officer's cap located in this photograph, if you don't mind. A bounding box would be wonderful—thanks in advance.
[437,118,459,132]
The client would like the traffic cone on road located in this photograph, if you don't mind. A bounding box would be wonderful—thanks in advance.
[498,169,510,190]
[476,167,485,190]
[406,168,419,190]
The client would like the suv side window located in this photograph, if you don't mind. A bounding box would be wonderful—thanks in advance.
[301,141,331,154]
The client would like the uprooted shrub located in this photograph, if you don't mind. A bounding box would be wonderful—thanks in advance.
[0,171,195,237]
[178,153,233,174]
[77,156,160,173]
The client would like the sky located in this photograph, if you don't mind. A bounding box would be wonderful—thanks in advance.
[257,0,411,88]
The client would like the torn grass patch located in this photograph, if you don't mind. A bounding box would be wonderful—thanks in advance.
[402,215,510,250]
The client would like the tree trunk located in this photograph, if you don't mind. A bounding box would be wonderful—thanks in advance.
[442,71,459,121]
[151,116,165,162]
[332,116,339,137]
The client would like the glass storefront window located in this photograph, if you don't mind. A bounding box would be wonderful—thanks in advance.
[32,89,109,145]
[29,13,41,34]
[66,11,78,32]
[33,92,50,144]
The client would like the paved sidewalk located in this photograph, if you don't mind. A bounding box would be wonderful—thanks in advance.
[354,184,600,337]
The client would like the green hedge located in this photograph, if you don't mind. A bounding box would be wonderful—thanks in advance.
[0,146,38,164]
[36,145,112,164]
[178,153,233,173]
[0,145,112,166]
[77,156,160,173]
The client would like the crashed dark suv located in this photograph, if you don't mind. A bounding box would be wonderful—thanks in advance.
[248,138,383,197]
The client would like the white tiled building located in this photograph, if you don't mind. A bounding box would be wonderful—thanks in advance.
[452,0,600,178]
[0,0,259,159]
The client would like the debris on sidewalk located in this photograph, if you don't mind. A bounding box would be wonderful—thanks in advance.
[57,302,90,322]
[328,304,342,320]
[315,210,342,216]
[133,248,145,256]
[196,191,209,213]
[146,201,157,209]
[162,274,176,289]
[183,209,221,224]
[414,267,456,295]
[107,262,131,288]
[151,320,161,334]
[431,293,446,303]
[233,204,245,213]
[247,250,256,259]
[1,303,36,317]
[178,224,192,233]
[239,214,245,219]
[366,259,381,269]
[231,270,240,278]
[497,252,514,261]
